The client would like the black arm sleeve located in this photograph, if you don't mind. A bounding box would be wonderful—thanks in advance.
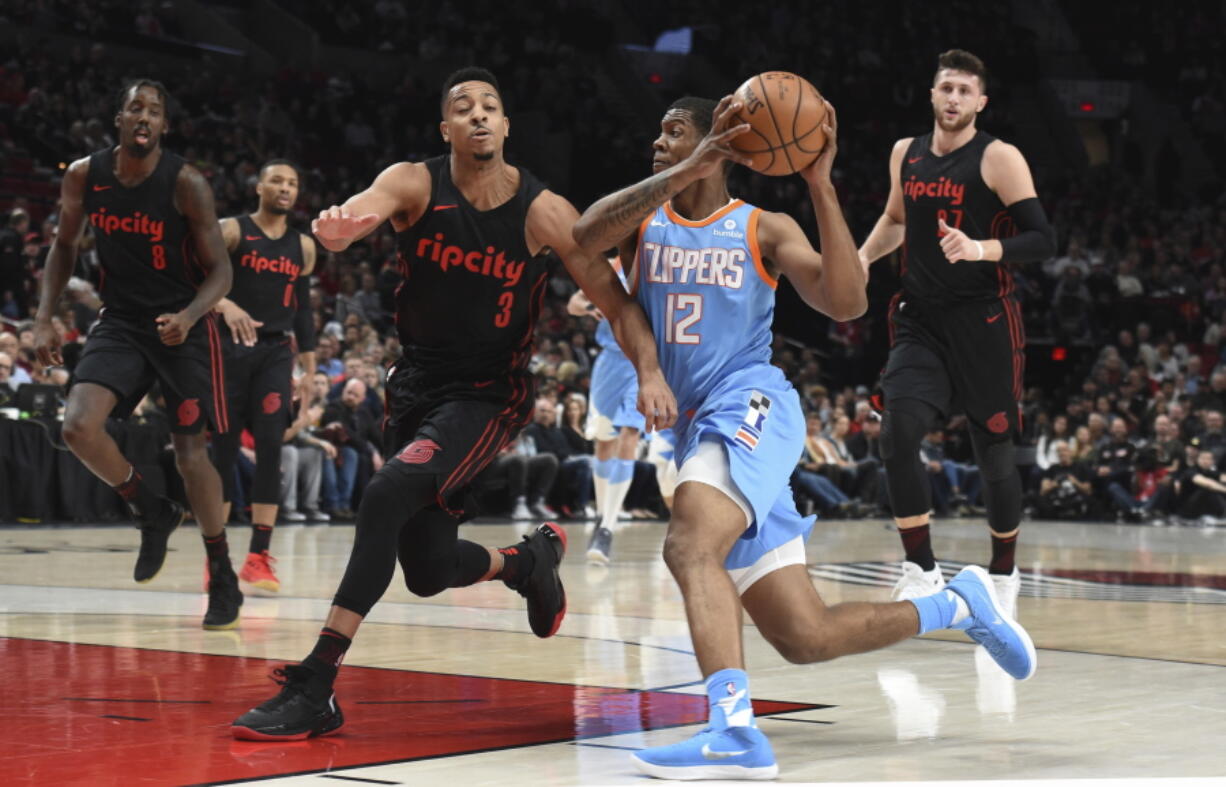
[292,275,316,352]
[999,197,1056,264]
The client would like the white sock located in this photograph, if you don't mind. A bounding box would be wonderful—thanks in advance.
[600,460,634,532]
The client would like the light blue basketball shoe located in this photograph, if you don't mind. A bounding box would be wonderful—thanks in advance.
[631,723,778,781]
[946,564,1037,680]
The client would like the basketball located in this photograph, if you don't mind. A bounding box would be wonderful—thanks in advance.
[729,71,827,176]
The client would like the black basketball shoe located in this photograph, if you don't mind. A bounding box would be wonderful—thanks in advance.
[132,499,185,583]
[203,564,244,630]
[505,522,567,637]
[231,664,345,741]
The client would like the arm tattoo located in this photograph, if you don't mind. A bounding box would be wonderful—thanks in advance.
[589,172,676,240]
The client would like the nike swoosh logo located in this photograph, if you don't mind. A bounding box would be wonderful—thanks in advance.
[92,185,112,191]
[701,743,749,760]
[433,204,459,211]
[649,220,667,227]
[474,380,494,388]
[986,313,1004,324]
[244,235,262,241]
[907,156,923,164]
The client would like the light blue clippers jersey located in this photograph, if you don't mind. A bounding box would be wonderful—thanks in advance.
[634,199,777,412]
[594,256,631,355]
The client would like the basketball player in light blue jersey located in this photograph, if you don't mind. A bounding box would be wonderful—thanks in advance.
[567,255,645,563]
[573,94,1036,781]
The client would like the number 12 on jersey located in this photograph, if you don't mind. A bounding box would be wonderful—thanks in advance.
[665,293,702,344]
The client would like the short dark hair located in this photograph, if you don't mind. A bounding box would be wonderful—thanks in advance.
[259,158,301,180]
[115,78,171,118]
[935,49,988,93]
[440,67,501,116]
[666,96,718,136]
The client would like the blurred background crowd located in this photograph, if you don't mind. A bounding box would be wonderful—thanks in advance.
[2,0,1225,525]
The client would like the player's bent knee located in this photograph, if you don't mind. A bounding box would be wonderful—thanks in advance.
[661,525,725,577]
[762,625,836,665]
[60,414,95,448]
[358,466,437,530]
[880,401,931,462]
[977,438,1015,482]
[403,571,449,598]
[172,434,210,469]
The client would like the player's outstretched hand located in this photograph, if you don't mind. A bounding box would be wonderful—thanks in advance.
[799,99,838,189]
[33,319,63,367]
[637,370,678,434]
[938,218,984,263]
[218,300,263,347]
[156,311,194,346]
[311,206,381,251]
[684,95,753,179]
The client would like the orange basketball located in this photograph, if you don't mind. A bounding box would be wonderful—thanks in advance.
[729,71,827,176]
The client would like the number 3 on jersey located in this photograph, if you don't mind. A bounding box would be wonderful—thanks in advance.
[494,291,514,328]
[665,293,702,344]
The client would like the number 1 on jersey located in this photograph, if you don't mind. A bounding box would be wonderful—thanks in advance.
[665,293,702,344]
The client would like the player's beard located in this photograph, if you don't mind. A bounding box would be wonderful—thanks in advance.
[473,151,495,162]
[934,106,975,133]
[267,205,290,216]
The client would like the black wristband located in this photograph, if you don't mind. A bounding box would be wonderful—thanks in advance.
[999,197,1056,264]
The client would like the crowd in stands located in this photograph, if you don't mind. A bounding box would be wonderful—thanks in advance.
[2,1,1225,525]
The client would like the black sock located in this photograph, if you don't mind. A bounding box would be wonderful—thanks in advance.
[989,532,1018,575]
[497,543,536,584]
[249,525,273,555]
[302,627,351,682]
[203,532,231,572]
[899,524,936,571]
[113,467,159,519]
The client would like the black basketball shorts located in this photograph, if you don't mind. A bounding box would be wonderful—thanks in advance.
[379,364,535,521]
[71,311,229,435]
[219,333,293,435]
[881,295,1025,437]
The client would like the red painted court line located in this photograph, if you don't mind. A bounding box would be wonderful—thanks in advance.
[1042,568,1226,590]
[1,638,818,786]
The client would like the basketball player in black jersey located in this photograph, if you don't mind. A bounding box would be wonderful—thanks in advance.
[211,160,318,594]
[33,79,243,629]
[232,67,676,740]
[859,50,1055,616]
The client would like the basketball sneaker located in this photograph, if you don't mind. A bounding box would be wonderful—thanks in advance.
[133,499,185,583]
[510,497,533,520]
[632,724,778,781]
[586,526,612,565]
[231,664,344,740]
[203,565,244,631]
[504,522,567,637]
[891,560,945,602]
[240,551,280,593]
[991,566,1021,620]
[945,565,1036,681]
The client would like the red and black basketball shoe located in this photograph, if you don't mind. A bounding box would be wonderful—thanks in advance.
[505,522,568,638]
[231,664,344,741]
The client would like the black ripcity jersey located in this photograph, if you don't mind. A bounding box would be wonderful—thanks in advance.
[899,131,1018,304]
[394,155,551,380]
[83,147,199,317]
[228,214,307,334]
